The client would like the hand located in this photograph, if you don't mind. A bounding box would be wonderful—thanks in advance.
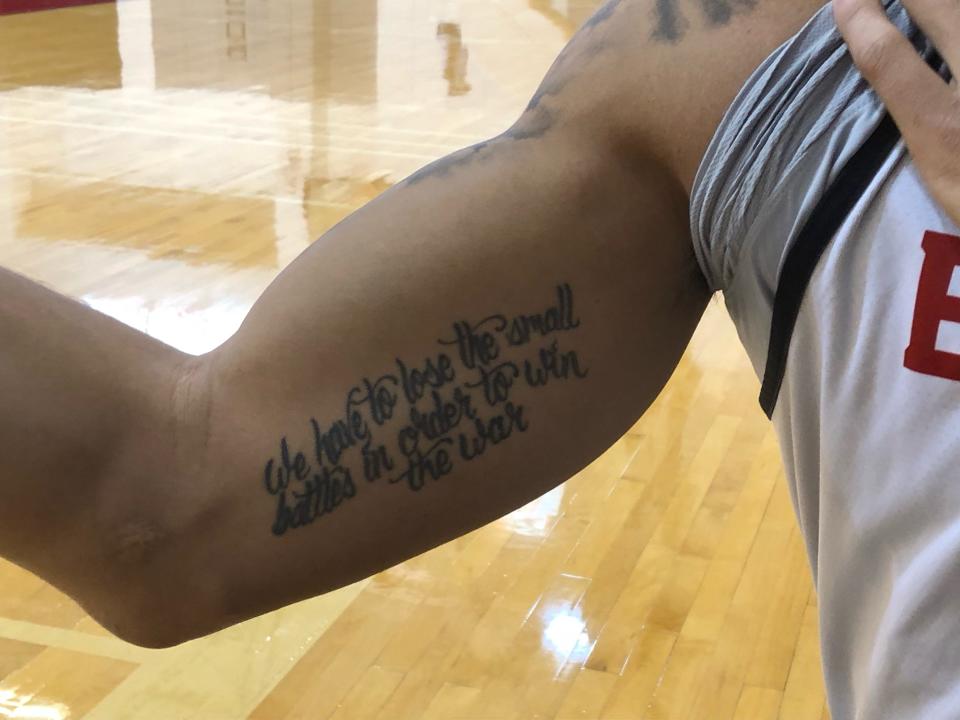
[833,0,960,228]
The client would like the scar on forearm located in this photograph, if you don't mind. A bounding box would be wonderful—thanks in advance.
[260,284,589,538]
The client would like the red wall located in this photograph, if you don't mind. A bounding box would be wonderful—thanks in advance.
[0,0,114,15]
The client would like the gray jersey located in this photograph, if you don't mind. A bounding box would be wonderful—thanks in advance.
[690,2,959,717]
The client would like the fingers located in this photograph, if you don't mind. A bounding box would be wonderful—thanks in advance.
[833,0,959,171]
[899,0,960,78]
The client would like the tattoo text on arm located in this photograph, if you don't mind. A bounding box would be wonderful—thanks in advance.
[261,283,589,537]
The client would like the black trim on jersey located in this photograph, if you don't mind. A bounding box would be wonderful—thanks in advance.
[758,49,946,418]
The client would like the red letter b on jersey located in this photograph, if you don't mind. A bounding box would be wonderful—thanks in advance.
[904,230,960,381]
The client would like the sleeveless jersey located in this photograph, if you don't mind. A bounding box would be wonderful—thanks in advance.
[689,2,959,717]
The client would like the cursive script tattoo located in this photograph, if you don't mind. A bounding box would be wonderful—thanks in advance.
[261,284,589,537]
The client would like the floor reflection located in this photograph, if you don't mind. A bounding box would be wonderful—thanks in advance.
[529,0,598,37]
[0,3,120,88]
[542,607,592,665]
[0,0,572,352]
[504,485,564,538]
[0,688,68,720]
[437,23,471,96]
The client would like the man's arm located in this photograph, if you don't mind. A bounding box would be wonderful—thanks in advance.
[146,15,712,644]
[0,0,711,648]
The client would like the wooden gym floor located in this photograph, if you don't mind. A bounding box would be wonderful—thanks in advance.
[0,1,830,718]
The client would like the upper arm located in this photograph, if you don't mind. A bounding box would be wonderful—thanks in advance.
[146,4,712,646]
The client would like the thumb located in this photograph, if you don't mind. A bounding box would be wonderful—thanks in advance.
[833,0,958,169]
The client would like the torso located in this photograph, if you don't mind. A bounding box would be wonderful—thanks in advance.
[679,1,960,714]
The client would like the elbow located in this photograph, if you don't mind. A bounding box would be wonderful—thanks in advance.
[88,519,227,650]
[89,555,217,650]
[69,353,230,650]
[97,568,228,650]
[107,613,202,651]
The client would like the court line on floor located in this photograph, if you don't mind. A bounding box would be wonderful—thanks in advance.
[0,616,155,664]
[82,579,370,720]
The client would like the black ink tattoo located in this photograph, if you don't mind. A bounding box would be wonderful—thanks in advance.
[525,0,621,114]
[584,0,622,29]
[698,0,730,25]
[261,284,589,537]
[405,0,650,181]
[653,0,760,43]
[525,73,565,114]
[404,141,493,186]
[652,0,688,42]
[699,0,757,26]
[263,438,358,535]
[514,79,562,141]
[404,0,765,185]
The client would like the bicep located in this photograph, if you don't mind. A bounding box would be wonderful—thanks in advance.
[172,112,709,638]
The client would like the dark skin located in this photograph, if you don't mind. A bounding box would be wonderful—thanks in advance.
[0,0,829,648]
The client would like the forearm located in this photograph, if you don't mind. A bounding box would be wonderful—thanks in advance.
[0,266,197,616]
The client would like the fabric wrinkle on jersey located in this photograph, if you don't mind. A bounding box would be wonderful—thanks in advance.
[690,1,959,718]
